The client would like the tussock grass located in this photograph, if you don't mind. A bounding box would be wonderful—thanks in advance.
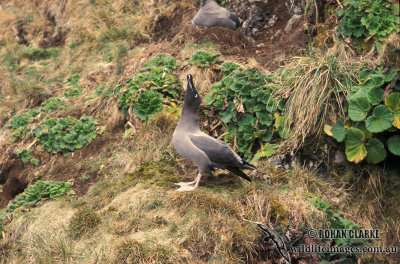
[68,208,101,239]
[273,38,361,150]
[112,238,175,264]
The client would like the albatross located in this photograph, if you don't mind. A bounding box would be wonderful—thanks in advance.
[192,0,240,30]
[172,74,256,191]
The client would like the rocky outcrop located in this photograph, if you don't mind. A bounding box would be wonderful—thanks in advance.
[222,0,307,37]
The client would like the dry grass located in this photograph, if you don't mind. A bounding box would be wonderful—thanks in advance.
[273,34,362,150]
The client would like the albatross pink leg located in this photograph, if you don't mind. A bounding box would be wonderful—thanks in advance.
[175,173,202,192]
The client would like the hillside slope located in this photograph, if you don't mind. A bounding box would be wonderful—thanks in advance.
[1,0,399,263]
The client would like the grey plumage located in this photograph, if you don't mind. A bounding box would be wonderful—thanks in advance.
[172,74,255,191]
[193,0,240,30]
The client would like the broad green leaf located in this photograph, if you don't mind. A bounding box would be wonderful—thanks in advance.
[221,110,234,123]
[348,97,371,121]
[358,69,372,82]
[251,144,277,163]
[332,119,346,142]
[256,112,273,126]
[274,113,285,129]
[370,74,385,87]
[345,127,367,163]
[366,105,393,133]
[365,138,386,164]
[385,92,400,129]
[366,87,384,105]
[387,135,400,156]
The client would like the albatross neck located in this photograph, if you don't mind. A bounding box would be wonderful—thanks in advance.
[178,104,199,131]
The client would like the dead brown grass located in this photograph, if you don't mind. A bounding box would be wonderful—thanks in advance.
[273,33,362,150]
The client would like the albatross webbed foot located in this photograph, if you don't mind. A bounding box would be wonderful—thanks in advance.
[174,173,202,192]
[174,180,197,187]
[176,185,199,192]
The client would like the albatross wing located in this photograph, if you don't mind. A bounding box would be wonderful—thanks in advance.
[187,133,254,181]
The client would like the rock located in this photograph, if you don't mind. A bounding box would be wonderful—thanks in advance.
[225,0,270,36]
[284,14,302,33]
[267,14,278,27]
[268,155,283,168]
[333,150,346,164]
[285,0,306,16]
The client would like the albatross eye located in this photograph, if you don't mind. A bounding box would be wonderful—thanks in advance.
[195,94,198,98]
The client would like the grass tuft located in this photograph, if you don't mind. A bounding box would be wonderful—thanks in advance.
[273,39,361,150]
[68,208,101,239]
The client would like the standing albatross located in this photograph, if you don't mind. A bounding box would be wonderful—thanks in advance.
[173,74,256,191]
[192,0,240,30]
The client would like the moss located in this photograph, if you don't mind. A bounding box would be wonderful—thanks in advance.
[125,154,181,187]
[145,199,162,210]
[269,199,288,227]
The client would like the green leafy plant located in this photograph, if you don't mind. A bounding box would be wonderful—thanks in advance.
[7,109,40,142]
[133,90,164,121]
[204,66,285,159]
[15,148,39,165]
[88,82,108,99]
[118,54,181,118]
[34,115,104,154]
[188,51,223,68]
[64,75,83,97]
[221,62,240,76]
[309,196,367,261]
[40,97,66,113]
[338,0,399,49]
[326,68,400,164]
[6,180,74,213]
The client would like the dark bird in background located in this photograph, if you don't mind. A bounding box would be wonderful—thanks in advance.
[172,74,256,191]
[193,0,240,30]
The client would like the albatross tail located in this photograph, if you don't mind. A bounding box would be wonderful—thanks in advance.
[227,167,252,182]
[242,160,257,171]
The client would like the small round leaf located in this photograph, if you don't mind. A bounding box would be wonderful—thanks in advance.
[332,119,346,142]
[388,135,400,156]
[345,127,367,164]
[366,105,393,133]
[367,87,384,105]
[365,138,386,164]
[385,92,400,129]
[348,97,371,121]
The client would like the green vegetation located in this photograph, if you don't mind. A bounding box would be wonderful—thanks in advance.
[88,82,113,99]
[16,148,39,165]
[309,196,367,261]
[40,97,66,113]
[6,180,74,213]
[118,54,181,119]
[34,115,105,155]
[7,109,40,142]
[133,90,164,120]
[204,64,284,158]
[188,51,223,68]
[326,68,400,164]
[64,75,83,98]
[2,47,59,69]
[339,0,399,51]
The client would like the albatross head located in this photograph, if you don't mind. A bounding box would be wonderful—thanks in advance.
[184,74,202,110]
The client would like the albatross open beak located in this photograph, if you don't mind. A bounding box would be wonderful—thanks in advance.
[187,74,195,92]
